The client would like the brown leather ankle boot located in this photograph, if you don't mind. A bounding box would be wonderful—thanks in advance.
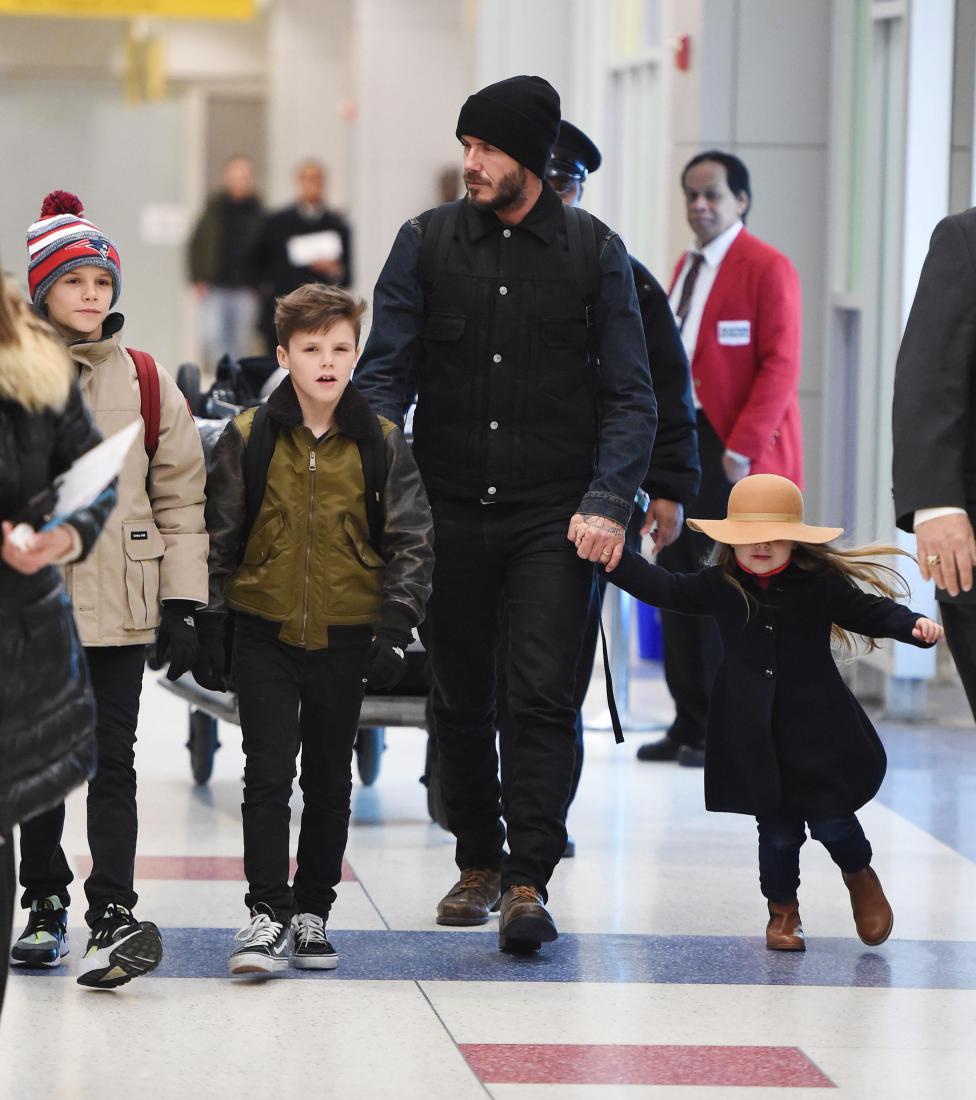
[842,866,893,946]
[436,868,501,926]
[765,899,805,951]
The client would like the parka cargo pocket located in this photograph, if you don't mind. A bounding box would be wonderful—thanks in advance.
[122,519,166,630]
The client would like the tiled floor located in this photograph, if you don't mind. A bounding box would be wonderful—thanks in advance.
[2,664,974,1099]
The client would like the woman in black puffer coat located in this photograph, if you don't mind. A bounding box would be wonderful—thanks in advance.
[0,270,116,1017]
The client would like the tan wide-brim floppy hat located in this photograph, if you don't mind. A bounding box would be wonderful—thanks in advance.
[687,474,844,546]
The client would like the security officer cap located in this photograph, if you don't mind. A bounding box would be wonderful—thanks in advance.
[547,120,602,182]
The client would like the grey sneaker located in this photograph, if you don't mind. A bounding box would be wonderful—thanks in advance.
[290,912,338,970]
[10,896,69,968]
[228,903,289,977]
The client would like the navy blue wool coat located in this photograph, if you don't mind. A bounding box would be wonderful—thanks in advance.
[607,552,933,819]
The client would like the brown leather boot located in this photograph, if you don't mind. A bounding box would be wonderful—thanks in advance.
[435,869,501,926]
[497,885,558,953]
[842,866,893,946]
[765,899,805,951]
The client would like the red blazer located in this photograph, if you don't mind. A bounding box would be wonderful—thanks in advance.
[670,229,804,486]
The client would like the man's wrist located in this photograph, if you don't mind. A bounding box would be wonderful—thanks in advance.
[914,506,968,529]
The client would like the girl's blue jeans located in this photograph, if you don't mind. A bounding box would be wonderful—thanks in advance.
[756,813,872,903]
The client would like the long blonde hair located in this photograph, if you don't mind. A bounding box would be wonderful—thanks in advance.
[707,540,912,655]
[0,267,73,412]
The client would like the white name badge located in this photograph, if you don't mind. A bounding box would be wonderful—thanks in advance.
[718,320,751,346]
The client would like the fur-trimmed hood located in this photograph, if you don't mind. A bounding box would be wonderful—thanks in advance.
[0,317,73,413]
[266,372,379,440]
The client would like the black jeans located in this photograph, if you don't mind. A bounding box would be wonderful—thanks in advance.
[940,601,976,721]
[1,832,13,1023]
[425,498,592,899]
[18,645,145,924]
[233,616,367,923]
[656,413,731,747]
[756,813,872,903]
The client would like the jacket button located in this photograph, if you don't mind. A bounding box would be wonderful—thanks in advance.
[487,486,497,495]
[764,667,774,678]
[764,623,773,632]
[493,353,502,363]
[499,286,508,295]
[489,421,499,430]
[503,229,512,238]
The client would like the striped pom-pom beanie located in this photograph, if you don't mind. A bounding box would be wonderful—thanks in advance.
[27,191,122,311]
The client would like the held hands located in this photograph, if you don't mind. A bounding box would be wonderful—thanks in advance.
[912,617,945,645]
[365,630,411,692]
[567,513,626,572]
[192,614,229,692]
[915,513,976,597]
[155,600,200,682]
[1,520,74,575]
[640,499,684,550]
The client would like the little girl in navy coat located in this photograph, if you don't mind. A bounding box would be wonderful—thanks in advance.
[576,474,943,951]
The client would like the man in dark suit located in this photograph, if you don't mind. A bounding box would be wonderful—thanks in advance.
[893,211,976,718]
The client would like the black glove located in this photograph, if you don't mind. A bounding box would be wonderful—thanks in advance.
[365,629,411,693]
[156,600,200,682]
[192,614,229,692]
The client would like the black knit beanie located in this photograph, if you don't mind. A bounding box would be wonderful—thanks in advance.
[456,75,561,179]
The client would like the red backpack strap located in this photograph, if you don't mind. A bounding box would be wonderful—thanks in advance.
[127,347,161,460]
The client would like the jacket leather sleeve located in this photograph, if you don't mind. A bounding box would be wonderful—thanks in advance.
[724,253,802,462]
[353,220,425,425]
[150,369,209,607]
[826,573,932,647]
[202,419,247,619]
[49,382,117,561]
[893,213,976,529]
[581,234,658,528]
[631,259,701,504]
[603,548,719,616]
[379,424,434,634]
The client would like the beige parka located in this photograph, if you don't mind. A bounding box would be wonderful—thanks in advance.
[63,314,208,645]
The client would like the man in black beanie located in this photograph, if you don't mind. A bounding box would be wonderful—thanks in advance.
[354,76,655,953]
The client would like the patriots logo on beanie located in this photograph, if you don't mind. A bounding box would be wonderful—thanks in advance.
[26,191,122,312]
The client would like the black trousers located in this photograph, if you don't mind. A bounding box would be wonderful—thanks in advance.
[1,832,13,1023]
[233,616,367,923]
[756,813,872,903]
[940,601,976,721]
[656,413,731,747]
[425,498,592,899]
[18,645,145,924]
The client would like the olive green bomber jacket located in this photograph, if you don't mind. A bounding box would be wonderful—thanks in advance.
[204,375,433,648]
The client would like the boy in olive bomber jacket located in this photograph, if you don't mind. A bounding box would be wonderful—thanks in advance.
[198,284,433,977]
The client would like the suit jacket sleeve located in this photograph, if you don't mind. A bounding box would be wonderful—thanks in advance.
[892,213,976,530]
[603,548,720,616]
[631,259,701,504]
[724,253,802,462]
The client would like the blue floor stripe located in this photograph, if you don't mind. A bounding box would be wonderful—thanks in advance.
[12,928,976,989]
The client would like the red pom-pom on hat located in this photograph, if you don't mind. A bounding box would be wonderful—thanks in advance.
[40,190,84,218]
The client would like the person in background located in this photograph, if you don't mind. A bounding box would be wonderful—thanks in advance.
[0,265,115,1017]
[252,158,353,353]
[893,209,976,719]
[12,192,208,990]
[188,154,264,367]
[638,150,803,768]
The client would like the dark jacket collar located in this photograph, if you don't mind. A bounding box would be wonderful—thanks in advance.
[266,373,377,440]
[464,182,563,244]
[735,559,808,593]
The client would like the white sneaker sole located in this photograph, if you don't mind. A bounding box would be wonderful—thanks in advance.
[291,954,338,970]
[228,952,289,977]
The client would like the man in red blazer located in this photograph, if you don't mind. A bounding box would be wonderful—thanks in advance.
[638,150,803,766]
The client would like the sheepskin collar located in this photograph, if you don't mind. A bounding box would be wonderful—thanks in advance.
[266,373,378,440]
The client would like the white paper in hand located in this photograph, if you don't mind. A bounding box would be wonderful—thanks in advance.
[286,229,343,266]
[47,420,142,526]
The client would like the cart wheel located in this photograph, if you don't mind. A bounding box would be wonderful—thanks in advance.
[177,362,202,415]
[422,717,450,829]
[188,709,220,785]
[355,727,385,786]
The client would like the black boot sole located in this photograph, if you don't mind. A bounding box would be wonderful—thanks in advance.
[498,912,558,954]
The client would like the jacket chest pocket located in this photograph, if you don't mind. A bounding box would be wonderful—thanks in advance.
[122,519,166,630]
[538,320,590,396]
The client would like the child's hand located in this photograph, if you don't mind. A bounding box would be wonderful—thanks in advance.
[1,520,74,575]
[913,617,944,644]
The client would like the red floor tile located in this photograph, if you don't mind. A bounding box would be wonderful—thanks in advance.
[459,1044,835,1088]
[73,855,356,882]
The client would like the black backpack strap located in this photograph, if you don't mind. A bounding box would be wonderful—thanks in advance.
[419,201,462,298]
[242,404,278,552]
[357,415,389,555]
[564,205,602,328]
